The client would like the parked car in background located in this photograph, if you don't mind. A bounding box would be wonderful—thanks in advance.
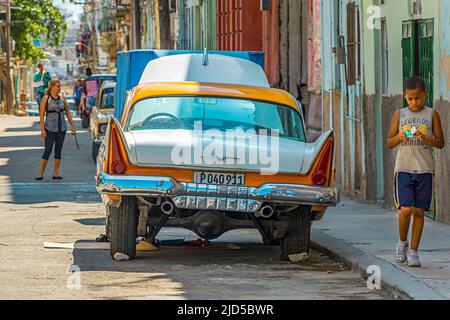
[25,101,40,116]
[26,97,76,118]
[64,95,77,118]
[96,51,339,261]
[90,82,116,162]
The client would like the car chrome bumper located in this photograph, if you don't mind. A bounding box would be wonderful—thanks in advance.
[96,173,340,213]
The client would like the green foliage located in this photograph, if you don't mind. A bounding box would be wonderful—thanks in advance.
[11,0,68,64]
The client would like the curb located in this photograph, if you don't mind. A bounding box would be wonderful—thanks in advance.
[310,229,445,300]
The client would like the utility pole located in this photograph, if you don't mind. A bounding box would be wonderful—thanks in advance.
[5,0,13,114]
[130,0,141,49]
[92,0,98,72]
[159,0,171,49]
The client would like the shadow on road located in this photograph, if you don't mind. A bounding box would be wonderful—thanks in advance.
[74,217,106,226]
[0,117,99,205]
[69,228,353,300]
[4,120,42,132]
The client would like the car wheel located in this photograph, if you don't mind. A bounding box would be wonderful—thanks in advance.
[92,141,100,163]
[262,217,288,246]
[280,206,311,261]
[109,196,138,260]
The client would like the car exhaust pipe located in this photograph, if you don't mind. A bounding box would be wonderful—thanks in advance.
[260,206,274,219]
[161,201,174,215]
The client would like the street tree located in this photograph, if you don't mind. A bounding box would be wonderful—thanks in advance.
[11,0,68,64]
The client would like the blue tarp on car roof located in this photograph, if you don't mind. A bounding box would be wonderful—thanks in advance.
[114,50,265,120]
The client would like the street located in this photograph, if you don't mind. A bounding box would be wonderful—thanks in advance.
[0,115,393,300]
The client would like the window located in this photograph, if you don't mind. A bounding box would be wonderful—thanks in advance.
[126,96,306,142]
[402,19,434,107]
[100,87,115,109]
[346,2,361,85]
[169,0,177,12]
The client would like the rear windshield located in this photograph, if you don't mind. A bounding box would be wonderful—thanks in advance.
[126,96,306,142]
[100,87,115,109]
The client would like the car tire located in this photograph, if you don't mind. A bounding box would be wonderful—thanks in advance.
[92,141,100,163]
[280,206,311,261]
[109,196,138,260]
[82,114,89,128]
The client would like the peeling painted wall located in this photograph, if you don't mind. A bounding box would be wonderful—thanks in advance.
[438,0,450,100]
[434,0,450,224]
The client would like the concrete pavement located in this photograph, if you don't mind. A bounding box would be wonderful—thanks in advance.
[311,198,450,300]
[0,115,98,205]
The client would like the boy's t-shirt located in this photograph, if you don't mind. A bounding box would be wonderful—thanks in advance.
[395,106,435,174]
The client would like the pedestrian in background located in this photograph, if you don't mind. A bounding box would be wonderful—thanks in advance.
[73,79,83,116]
[81,67,98,128]
[36,80,77,181]
[387,76,445,267]
[84,67,98,108]
[33,63,51,106]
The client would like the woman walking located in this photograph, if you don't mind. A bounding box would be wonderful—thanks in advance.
[36,80,77,180]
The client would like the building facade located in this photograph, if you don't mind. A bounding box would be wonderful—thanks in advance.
[321,0,450,224]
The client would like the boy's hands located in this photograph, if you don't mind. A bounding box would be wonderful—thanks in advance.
[399,130,408,142]
[416,130,428,143]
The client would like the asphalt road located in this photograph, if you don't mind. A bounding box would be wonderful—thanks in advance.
[0,115,395,300]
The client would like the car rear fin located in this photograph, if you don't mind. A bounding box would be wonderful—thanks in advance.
[104,117,131,174]
[300,130,335,177]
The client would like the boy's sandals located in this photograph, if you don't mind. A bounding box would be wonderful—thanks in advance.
[35,177,43,181]
[52,176,63,180]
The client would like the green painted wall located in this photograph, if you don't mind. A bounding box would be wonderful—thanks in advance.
[362,0,439,97]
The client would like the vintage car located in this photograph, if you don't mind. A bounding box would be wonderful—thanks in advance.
[96,52,339,261]
[90,82,116,162]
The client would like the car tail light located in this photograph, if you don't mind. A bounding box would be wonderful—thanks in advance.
[312,140,333,186]
[111,127,126,175]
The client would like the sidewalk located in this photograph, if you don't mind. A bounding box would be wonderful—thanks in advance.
[311,198,450,300]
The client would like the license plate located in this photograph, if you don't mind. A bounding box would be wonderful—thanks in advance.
[194,172,245,186]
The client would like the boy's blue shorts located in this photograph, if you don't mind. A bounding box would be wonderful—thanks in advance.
[394,172,434,210]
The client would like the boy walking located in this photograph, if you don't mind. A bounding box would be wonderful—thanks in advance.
[387,76,445,267]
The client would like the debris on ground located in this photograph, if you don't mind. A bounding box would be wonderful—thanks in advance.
[136,239,159,251]
[96,234,110,243]
[288,253,309,263]
[113,252,130,261]
[153,239,185,247]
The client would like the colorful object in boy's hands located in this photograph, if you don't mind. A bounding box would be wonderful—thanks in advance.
[402,124,429,140]
[418,125,428,135]
[402,125,413,139]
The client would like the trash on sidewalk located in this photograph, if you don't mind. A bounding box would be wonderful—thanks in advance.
[288,253,309,263]
[113,252,130,261]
